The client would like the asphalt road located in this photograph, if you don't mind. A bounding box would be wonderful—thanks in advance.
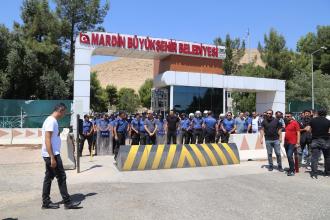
[1,146,330,220]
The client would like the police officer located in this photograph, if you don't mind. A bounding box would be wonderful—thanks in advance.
[130,113,141,145]
[185,113,194,144]
[113,111,129,160]
[144,110,158,144]
[220,112,236,143]
[215,113,225,143]
[202,110,208,142]
[180,113,190,144]
[203,111,217,143]
[91,113,100,155]
[192,111,204,144]
[156,113,166,144]
[139,112,147,145]
[79,115,93,156]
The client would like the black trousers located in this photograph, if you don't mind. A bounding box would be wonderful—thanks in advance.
[205,130,216,143]
[181,130,192,144]
[311,138,330,176]
[220,132,230,143]
[140,132,147,145]
[115,133,126,157]
[131,132,140,145]
[42,155,70,205]
[192,129,203,144]
[147,134,157,144]
[79,134,93,155]
[167,130,177,144]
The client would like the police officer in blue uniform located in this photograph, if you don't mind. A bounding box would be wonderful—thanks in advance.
[156,113,166,144]
[113,111,129,160]
[180,113,190,144]
[203,111,217,143]
[139,112,147,145]
[130,113,141,145]
[144,110,158,145]
[221,112,236,143]
[192,111,204,144]
[79,114,93,155]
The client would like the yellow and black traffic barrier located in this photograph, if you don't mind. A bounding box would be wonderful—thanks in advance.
[116,143,240,171]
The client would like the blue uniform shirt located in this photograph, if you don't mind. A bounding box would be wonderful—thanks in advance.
[204,116,217,131]
[83,120,93,134]
[223,118,235,132]
[139,119,146,132]
[193,117,204,129]
[244,117,252,132]
[131,118,140,131]
[99,119,109,131]
[180,118,190,130]
[145,118,157,133]
[156,119,165,135]
[115,118,129,133]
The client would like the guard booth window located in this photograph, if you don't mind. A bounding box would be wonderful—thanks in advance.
[172,86,223,115]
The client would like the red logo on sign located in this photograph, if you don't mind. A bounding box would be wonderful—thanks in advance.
[80,32,90,44]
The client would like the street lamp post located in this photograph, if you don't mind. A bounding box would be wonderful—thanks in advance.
[311,46,327,109]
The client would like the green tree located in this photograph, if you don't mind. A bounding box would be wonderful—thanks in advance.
[105,84,118,106]
[138,79,153,108]
[297,26,330,74]
[214,34,245,75]
[258,28,294,80]
[55,0,110,66]
[117,88,140,113]
[90,72,107,112]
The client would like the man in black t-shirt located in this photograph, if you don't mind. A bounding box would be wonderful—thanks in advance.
[166,110,180,144]
[306,109,330,179]
[260,109,284,172]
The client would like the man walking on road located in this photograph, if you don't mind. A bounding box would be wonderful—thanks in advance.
[41,103,80,209]
[260,109,284,172]
[306,109,330,179]
[284,112,301,176]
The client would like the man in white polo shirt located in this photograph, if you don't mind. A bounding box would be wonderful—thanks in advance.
[41,103,80,209]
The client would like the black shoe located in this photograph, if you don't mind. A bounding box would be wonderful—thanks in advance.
[278,167,284,172]
[42,202,60,209]
[287,171,295,176]
[311,175,318,179]
[268,167,273,171]
[64,201,81,209]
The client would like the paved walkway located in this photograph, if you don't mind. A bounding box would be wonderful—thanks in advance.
[1,146,330,220]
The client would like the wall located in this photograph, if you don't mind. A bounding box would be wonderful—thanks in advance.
[154,55,224,76]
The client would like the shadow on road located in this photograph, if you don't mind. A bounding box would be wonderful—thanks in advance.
[56,192,98,208]
[80,165,103,173]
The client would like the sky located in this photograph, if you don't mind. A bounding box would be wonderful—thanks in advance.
[0,0,329,65]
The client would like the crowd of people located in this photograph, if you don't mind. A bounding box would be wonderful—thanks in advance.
[40,103,330,209]
[79,108,330,178]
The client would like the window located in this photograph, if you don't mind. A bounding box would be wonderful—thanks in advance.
[172,86,223,115]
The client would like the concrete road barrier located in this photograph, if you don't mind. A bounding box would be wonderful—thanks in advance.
[0,128,13,145]
[11,128,42,145]
[230,133,286,161]
[117,143,240,171]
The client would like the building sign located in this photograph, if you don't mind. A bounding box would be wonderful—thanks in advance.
[79,32,225,59]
